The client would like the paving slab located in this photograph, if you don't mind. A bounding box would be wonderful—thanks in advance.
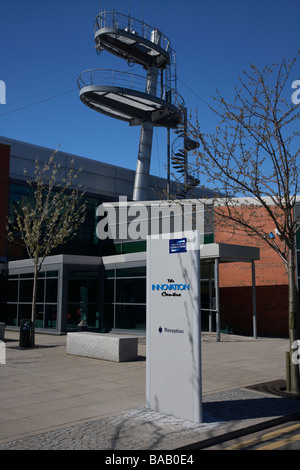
[0,330,300,450]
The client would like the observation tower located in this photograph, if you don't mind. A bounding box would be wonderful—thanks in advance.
[78,10,185,201]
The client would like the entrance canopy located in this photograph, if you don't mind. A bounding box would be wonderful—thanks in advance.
[200,242,260,264]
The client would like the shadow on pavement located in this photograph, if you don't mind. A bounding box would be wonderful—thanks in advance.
[203,395,300,423]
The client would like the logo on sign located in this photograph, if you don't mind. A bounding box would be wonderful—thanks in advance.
[152,278,190,298]
[169,238,187,254]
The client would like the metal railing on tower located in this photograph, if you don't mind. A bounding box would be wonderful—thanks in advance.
[78,10,185,201]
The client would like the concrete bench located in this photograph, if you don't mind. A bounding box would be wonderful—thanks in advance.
[0,323,5,341]
[66,332,138,362]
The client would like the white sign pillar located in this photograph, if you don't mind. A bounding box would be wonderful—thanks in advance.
[146,231,202,423]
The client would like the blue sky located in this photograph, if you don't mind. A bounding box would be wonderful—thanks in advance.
[0,0,299,181]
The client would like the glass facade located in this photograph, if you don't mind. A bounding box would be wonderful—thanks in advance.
[8,182,110,260]
[2,271,58,329]
[101,240,147,256]
[8,183,35,260]
[66,269,101,331]
[200,263,215,331]
[103,266,147,331]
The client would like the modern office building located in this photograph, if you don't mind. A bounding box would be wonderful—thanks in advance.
[0,136,214,335]
[0,136,299,338]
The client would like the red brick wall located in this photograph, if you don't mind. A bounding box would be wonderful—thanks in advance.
[219,285,288,337]
[0,144,10,258]
[215,206,289,337]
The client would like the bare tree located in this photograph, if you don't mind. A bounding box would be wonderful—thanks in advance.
[7,152,86,346]
[182,53,300,394]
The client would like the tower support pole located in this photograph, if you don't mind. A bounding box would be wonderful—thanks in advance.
[133,121,155,201]
[133,31,160,201]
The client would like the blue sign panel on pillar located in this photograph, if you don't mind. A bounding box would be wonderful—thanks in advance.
[169,238,187,254]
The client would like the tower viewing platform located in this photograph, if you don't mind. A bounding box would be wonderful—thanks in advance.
[78,69,184,128]
[94,11,171,69]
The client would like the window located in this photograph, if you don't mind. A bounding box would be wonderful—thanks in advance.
[101,240,146,256]
[66,270,101,330]
[8,182,104,258]
[103,266,146,331]
[5,271,58,329]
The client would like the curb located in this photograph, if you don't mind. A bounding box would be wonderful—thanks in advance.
[175,411,300,450]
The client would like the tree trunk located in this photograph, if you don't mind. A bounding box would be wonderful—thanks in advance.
[30,260,38,347]
[288,247,300,394]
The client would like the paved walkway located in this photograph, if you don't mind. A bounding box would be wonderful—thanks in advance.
[0,330,300,450]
